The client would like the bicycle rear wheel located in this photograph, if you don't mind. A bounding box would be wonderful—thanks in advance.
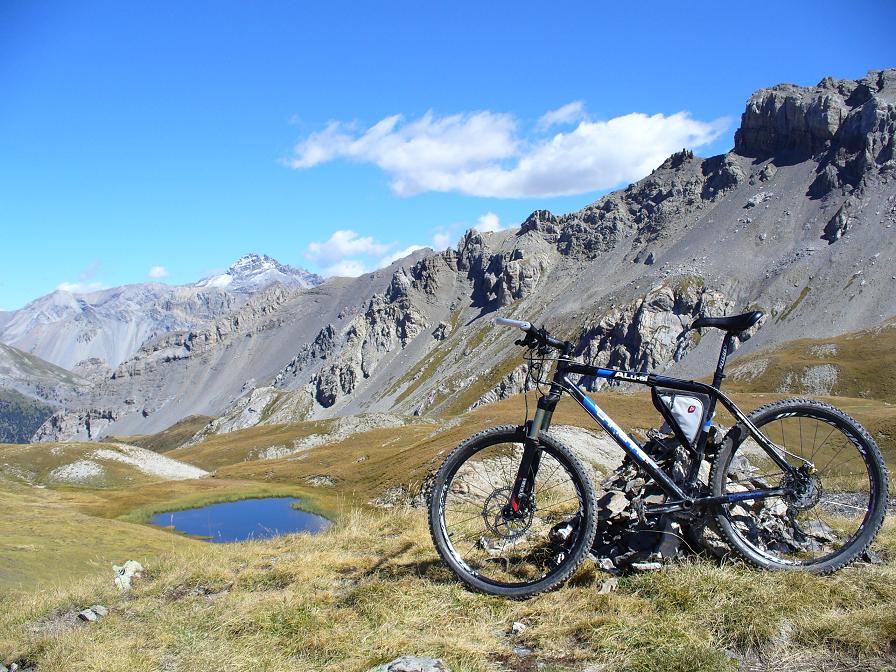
[428,425,597,598]
[709,399,889,572]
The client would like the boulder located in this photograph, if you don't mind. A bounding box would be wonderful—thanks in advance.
[368,656,451,672]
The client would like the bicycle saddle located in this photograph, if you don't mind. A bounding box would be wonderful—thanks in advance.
[691,310,764,333]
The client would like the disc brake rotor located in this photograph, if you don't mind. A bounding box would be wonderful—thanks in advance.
[482,487,534,539]
[782,471,823,511]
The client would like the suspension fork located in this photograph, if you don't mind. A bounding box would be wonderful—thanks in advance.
[508,384,561,514]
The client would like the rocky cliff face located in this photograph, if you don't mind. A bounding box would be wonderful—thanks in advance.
[575,280,734,379]
[736,70,896,201]
[30,70,896,443]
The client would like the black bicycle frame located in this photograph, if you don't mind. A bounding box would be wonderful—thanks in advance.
[509,344,806,516]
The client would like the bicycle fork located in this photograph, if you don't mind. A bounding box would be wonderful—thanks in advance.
[506,388,559,516]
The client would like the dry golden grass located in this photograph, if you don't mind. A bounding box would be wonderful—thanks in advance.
[0,483,198,594]
[167,418,337,471]
[724,319,896,404]
[0,441,182,489]
[4,325,896,670]
[2,508,895,672]
[108,415,214,453]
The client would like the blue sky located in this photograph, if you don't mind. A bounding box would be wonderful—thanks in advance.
[1,1,894,309]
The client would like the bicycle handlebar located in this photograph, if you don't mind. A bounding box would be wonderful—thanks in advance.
[495,317,531,330]
[495,316,570,353]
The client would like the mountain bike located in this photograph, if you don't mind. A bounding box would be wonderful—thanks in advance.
[428,313,889,598]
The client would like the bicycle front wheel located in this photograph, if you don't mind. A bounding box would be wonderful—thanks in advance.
[710,399,889,572]
[428,425,597,598]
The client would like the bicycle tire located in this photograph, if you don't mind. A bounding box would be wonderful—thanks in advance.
[428,425,598,598]
[709,398,889,573]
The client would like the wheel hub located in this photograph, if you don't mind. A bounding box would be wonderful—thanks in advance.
[782,470,822,511]
[482,487,534,539]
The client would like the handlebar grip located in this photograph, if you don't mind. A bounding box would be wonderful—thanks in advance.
[495,317,532,330]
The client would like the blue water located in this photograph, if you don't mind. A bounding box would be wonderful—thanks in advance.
[150,497,330,543]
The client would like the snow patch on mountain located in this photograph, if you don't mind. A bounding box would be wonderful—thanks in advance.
[195,253,322,292]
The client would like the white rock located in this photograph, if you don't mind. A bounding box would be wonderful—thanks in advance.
[113,559,144,590]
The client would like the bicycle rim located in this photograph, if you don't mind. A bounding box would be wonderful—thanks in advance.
[437,436,588,588]
[719,407,880,566]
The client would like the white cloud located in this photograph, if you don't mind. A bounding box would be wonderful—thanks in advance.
[148,265,169,279]
[287,107,728,198]
[56,281,104,293]
[432,231,453,250]
[308,229,423,278]
[306,229,394,264]
[473,212,505,233]
[378,245,427,269]
[537,101,585,129]
[321,259,368,277]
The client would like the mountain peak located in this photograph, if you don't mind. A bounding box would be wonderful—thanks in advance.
[229,252,278,273]
[197,253,323,292]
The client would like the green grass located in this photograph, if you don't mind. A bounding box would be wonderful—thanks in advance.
[0,483,198,595]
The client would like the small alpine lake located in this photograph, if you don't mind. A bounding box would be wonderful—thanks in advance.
[150,496,330,543]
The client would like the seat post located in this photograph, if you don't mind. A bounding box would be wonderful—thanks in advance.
[712,332,736,389]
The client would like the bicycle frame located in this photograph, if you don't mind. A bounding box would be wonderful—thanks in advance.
[509,345,808,516]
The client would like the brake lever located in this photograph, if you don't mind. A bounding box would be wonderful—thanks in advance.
[515,331,539,348]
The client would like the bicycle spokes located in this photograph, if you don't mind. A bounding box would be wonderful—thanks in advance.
[441,440,585,586]
[721,413,875,564]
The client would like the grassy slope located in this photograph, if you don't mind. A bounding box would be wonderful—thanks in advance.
[725,319,896,403]
[108,415,214,453]
[3,324,896,670]
[0,440,224,490]
[2,508,895,672]
[165,418,336,471]
[0,473,331,595]
[0,441,172,489]
[0,483,199,593]
[211,391,896,499]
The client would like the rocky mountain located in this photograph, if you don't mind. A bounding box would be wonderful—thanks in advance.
[194,253,322,292]
[0,342,87,406]
[0,342,88,442]
[0,254,322,370]
[31,69,896,443]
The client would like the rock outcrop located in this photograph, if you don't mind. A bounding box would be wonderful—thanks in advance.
[735,70,896,198]
[519,149,746,260]
[576,280,734,384]
[33,408,118,442]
